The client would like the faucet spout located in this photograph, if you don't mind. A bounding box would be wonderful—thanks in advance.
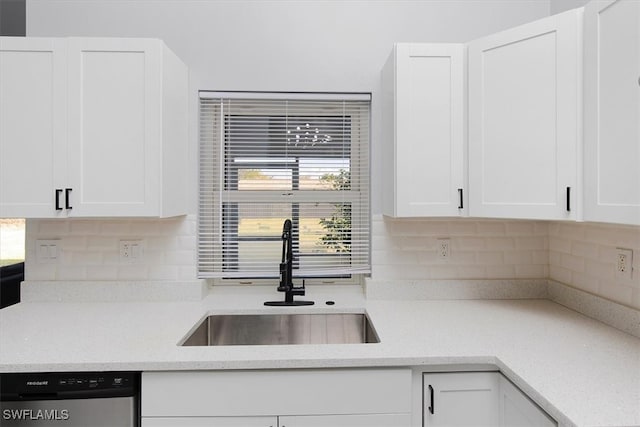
[278,219,293,293]
[264,219,314,307]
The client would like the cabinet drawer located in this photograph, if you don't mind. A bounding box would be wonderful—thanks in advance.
[142,368,412,417]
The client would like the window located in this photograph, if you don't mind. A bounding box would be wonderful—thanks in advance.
[198,92,370,282]
[0,218,25,267]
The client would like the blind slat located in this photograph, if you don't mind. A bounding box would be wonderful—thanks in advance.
[198,93,370,280]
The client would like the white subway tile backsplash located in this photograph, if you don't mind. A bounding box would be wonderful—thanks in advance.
[38,220,70,234]
[117,265,149,281]
[549,236,571,253]
[147,265,180,281]
[58,266,87,281]
[571,272,599,294]
[570,241,599,259]
[560,253,585,273]
[371,216,549,282]
[485,265,516,279]
[26,215,198,282]
[505,221,536,235]
[633,289,640,309]
[99,221,132,235]
[515,236,546,250]
[86,236,118,250]
[584,260,614,281]
[373,216,639,310]
[450,251,477,264]
[549,265,572,283]
[455,237,485,250]
[72,252,103,265]
[548,221,640,309]
[448,221,478,235]
[515,264,547,279]
[476,251,504,265]
[24,213,640,310]
[69,221,100,235]
[476,221,506,235]
[485,237,516,250]
[86,266,118,281]
[504,251,532,265]
[598,282,634,306]
[532,251,548,265]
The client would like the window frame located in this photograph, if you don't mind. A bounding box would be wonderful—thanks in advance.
[198,92,371,285]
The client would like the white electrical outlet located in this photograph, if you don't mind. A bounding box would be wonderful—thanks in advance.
[120,240,144,264]
[615,248,633,280]
[437,238,450,260]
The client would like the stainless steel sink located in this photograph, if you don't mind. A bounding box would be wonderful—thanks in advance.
[180,313,380,346]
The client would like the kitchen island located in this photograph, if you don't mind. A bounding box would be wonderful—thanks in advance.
[1,283,639,427]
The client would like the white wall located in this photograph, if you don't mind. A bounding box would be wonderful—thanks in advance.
[550,0,589,14]
[25,1,640,311]
[26,0,551,215]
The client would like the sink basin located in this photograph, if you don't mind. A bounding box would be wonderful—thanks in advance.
[180,313,380,346]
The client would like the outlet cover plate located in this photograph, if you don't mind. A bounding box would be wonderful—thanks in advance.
[615,248,633,280]
[119,240,144,264]
[437,238,450,260]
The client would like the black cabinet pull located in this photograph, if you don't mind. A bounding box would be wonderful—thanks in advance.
[55,189,63,210]
[428,384,434,414]
[65,188,72,210]
[566,187,571,212]
[458,188,464,209]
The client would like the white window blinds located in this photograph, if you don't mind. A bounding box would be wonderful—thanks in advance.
[198,92,371,279]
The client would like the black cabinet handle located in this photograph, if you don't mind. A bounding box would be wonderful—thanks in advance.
[55,189,63,210]
[428,384,434,414]
[65,188,72,210]
[458,188,464,209]
[566,187,571,212]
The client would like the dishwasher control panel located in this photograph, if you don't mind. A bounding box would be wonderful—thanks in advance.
[1,371,139,400]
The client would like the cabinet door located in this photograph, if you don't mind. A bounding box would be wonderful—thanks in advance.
[383,43,466,217]
[468,10,581,220]
[66,38,161,217]
[423,372,499,426]
[584,0,640,225]
[142,417,277,427]
[0,37,67,218]
[279,414,410,427]
[499,375,556,427]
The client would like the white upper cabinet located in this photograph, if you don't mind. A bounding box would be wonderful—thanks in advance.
[0,38,67,218]
[66,38,188,217]
[0,37,188,218]
[382,43,466,218]
[468,9,582,220]
[583,0,640,225]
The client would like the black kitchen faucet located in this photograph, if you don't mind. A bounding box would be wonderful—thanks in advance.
[264,219,314,306]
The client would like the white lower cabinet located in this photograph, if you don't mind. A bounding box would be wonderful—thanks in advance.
[498,375,556,427]
[422,372,555,427]
[141,369,411,427]
[142,417,277,427]
[142,414,409,427]
[423,372,500,426]
[279,414,411,427]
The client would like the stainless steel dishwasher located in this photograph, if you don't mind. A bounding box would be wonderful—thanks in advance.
[0,371,139,426]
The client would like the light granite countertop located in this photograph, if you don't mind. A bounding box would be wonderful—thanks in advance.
[1,284,639,427]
